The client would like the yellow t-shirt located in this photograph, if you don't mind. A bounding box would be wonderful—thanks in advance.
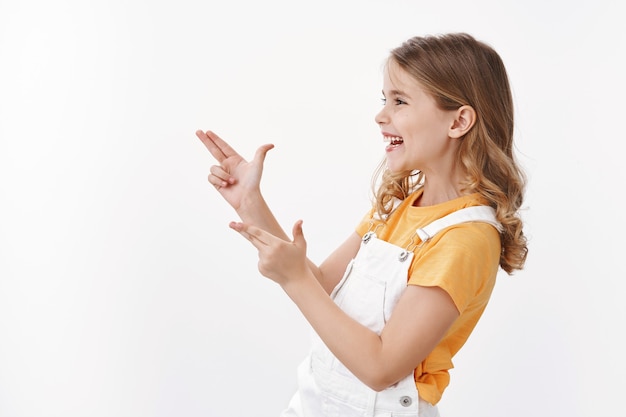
[355,188,501,405]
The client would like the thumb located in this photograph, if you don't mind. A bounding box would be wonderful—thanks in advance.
[291,220,306,249]
[253,143,275,165]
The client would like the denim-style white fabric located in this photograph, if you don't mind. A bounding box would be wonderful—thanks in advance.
[280,206,499,417]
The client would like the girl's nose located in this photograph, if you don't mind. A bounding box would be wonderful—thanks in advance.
[375,107,387,126]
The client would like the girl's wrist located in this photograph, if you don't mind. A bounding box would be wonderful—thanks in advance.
[238,191,265,216]
[281,271,324,305]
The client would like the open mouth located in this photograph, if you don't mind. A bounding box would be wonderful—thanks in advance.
[384,135,404,146]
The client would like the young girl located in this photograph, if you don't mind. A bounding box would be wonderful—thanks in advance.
[196,32,527,417]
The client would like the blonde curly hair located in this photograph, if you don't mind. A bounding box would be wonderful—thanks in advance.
[372,33,528,274]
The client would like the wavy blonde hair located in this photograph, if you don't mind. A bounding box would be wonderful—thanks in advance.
[373,33,528,274]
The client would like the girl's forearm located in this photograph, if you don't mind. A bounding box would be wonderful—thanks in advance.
[237,192,288,240]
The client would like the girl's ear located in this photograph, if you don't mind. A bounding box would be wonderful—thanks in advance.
[449,105,476,138]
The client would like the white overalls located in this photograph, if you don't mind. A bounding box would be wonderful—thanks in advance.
[280,206,501,417]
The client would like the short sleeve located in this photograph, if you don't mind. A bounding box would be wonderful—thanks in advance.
[407,223,501,313]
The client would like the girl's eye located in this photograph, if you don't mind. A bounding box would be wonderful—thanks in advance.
[380,97,407,105]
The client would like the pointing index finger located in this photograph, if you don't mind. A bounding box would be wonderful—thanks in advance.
[195,130,241,163]
[229,222,270,246]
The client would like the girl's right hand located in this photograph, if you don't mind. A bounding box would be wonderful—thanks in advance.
[195,130,274,212]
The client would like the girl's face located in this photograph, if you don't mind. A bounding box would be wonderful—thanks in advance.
[375,63,458,174]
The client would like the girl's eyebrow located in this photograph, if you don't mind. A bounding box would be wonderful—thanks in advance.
[382,89,408,97]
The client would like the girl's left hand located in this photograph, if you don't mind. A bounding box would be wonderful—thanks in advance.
[229,220,309,286]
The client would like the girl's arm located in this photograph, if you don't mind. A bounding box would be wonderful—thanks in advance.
[286,275,458,391]
[196,130,359,293]
[230,220,459,391]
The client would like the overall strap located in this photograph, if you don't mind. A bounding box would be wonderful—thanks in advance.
[415,206,502,243]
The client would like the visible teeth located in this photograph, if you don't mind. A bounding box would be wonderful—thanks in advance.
[384,136,403,144]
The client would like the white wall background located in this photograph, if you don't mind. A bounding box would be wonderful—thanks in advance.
[1,0,624,416]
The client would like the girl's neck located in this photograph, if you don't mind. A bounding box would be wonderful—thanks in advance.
[412,181,464,207]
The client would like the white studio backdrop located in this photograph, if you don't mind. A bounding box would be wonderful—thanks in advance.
[0,0,624,416]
